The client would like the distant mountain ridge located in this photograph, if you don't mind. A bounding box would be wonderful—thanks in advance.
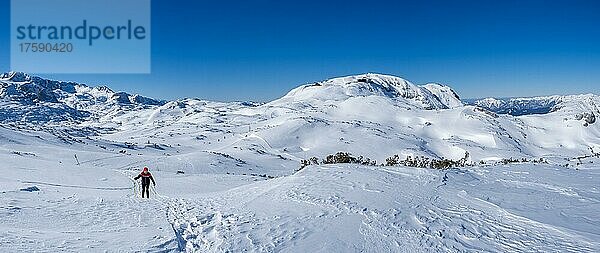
[3,71,597,120]
[468,95,600,121]
[1,72,163,106]
[0,72,164,124]
[1,71,599,165]
[1,71,598,126]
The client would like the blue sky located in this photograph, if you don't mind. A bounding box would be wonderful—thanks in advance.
[1,0,599,101]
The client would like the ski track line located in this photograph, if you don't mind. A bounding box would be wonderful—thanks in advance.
[115,157,165,170]
[212,132,302,162]
[118,169,209,252]
[1,180,174,252]
[164,199,227,252]
[244,133,302,161]
[157,175,296,252]
[78,154,123,165]
[116,166,600,253]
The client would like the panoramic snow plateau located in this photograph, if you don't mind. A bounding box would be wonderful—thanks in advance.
[1,72,599,252]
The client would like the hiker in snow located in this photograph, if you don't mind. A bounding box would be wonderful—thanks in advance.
[134,167,156,198]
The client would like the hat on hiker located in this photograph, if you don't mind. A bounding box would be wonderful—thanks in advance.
[143,167,148,172]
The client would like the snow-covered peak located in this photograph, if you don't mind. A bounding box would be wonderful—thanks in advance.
[0,72,83,103]
[0,72,163,106]
[421,83,463,108]
[273,73,461,109]
[0,72,164,124]
[1,71,31,82]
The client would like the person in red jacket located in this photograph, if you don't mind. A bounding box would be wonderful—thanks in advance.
[134,167,156,198]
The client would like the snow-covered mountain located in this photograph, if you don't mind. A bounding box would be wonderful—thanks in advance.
[469,96,560,116]
[470,95,600,120]
[421,82,463,108]
[1,72,599,252]
[274,73,462,109]
[0,71,164,124]
[2,71,599,166]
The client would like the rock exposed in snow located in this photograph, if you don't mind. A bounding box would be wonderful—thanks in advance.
[576,112,596,126]
[19,186,40,192]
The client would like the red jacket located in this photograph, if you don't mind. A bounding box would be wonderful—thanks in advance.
[134,171,156,185]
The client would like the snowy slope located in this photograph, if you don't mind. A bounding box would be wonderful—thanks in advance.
[165,164,600,252]
[1,72,600,252]
[421,83,463,108]
[1,127,598,252]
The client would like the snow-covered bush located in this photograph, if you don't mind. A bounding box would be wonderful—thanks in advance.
[298,153,377,171]
[321,152,377,166]
[385,154,400,166]
[298,157,320,171]
[385,152,471,169]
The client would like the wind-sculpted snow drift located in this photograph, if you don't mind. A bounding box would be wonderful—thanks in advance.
[1,71,599,252]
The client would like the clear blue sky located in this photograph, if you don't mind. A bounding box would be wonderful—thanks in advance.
[0,0,599,101]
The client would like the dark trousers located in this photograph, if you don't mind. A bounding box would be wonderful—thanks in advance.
[142,184,150,198]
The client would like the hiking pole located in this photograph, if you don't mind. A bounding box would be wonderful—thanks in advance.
[151,183,157,197]
[150,183,164,201]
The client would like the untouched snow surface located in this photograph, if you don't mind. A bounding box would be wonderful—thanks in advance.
[1,72,600,252]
